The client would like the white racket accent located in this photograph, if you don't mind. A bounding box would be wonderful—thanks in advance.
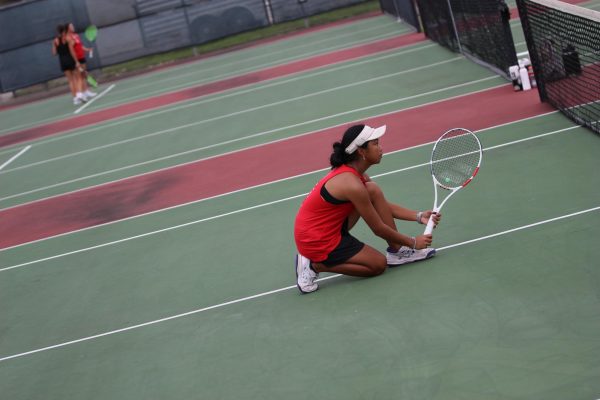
[424,128,482,235]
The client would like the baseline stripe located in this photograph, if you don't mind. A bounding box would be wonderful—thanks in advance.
[73,84,115,115]
[1,56,462,175]
[0,145,30,171]
[0,121,576,267]
[0,78,503,209]
[0,22,411,138]
[1,205,598,362]
[0,33,426,148]
[0,42,436,157]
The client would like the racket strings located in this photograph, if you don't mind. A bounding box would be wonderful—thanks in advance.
[85,25,98,42]
[431,131,481,188]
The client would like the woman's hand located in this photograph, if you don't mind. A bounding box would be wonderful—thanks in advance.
[414,234,433,249]
[420,210,441,226]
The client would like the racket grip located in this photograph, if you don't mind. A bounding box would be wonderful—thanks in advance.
[424,217,435,235]
[423,208,439,235]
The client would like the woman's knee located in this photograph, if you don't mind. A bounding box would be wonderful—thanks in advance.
[368,253,387,276]
[365,181,385,201]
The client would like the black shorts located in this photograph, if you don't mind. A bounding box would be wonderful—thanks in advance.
[321,220,364,266]
[78,57,86,64]
[60,61,75,72]
[59,54,75,71]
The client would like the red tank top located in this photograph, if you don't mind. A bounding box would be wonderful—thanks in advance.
[294,165,366,262]
[71,33,85,60]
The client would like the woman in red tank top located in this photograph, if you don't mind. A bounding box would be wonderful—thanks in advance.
[67,23,96,101]
[294,124,441,293]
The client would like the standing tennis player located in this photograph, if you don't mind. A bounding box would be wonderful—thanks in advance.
[294,124,440,293]
[51,24,80,105]
[67,22,96,100]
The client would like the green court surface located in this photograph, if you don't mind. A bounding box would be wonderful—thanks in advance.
[0,15,408,135]
[1,9,600,400]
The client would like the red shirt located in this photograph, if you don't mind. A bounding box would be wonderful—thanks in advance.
[71,33,85,60]
[294,165,366,262]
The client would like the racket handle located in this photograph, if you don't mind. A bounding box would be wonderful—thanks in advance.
[424,217,435,235]
[423,208,439,235]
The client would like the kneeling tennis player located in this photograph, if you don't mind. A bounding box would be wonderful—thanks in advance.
[293,124,440,293]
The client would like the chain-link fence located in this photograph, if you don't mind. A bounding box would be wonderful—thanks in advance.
[0,0,369,92]
[378,0,420,31]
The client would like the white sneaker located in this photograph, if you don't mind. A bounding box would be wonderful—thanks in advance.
[85,90,97,97]
[76,92,87,102]
[73,97,81,105]
[295,254,318,293]
[386,246,436,266]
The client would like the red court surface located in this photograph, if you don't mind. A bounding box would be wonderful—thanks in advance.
[0,87,552,249]
[0,33,426,148]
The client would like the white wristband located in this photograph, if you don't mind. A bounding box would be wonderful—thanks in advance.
[416,211,423,224]
[411,237,416,250]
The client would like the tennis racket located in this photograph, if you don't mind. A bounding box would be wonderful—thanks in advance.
[86,74,98,88]
[424,128,482,235]
[84,25,98,43]
[84,25,97,58]
[83,25,98,85]
[77,65,98,88]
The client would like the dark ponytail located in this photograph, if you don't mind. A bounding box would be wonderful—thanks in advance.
[330,124,366,168]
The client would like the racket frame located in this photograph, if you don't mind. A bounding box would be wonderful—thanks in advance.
[86,74,98,88]
[424,128,482,235]
[84,25,98,42]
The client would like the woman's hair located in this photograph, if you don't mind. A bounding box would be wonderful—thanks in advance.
[330,124,368,168]
[56,24,65,35]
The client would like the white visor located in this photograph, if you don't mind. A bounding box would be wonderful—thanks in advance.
[344,125,386,154]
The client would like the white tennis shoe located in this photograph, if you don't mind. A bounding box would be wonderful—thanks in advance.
[386,246,436,266]
[295,254,318,294]
[85,90,97,98]
[76,92,87,103]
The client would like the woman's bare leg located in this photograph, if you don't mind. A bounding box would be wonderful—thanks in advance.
[79,63,89,91]
[365,182,402,250]
[312,244,387,277]
[313,182,412,279]
[64,70,76,97]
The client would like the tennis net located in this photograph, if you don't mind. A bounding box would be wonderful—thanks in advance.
[416,0,518,79]
[517,0,600,134]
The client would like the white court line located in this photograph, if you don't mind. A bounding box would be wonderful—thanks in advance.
[3,55,460,172]
[0,194,305,270]
[123,17,395,78]
[0,24,406,136]
[1,55,462,175]
[0,42,437,158]
[0,119,575,266]
[73,85,115,115]
[109,24,408,102]
[0,77,502,208]
[0,145,30,171]
[96,19,399,96]
[80,29,410,112]
[1,205,598,363]
[358,125,580,178]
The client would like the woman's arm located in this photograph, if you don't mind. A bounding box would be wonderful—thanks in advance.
[343,177,421,248]
[389,203,419,221]
[390,203,441,225]
[51,38,57,56]
[67,39,80,68]
[362,174,440,225]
